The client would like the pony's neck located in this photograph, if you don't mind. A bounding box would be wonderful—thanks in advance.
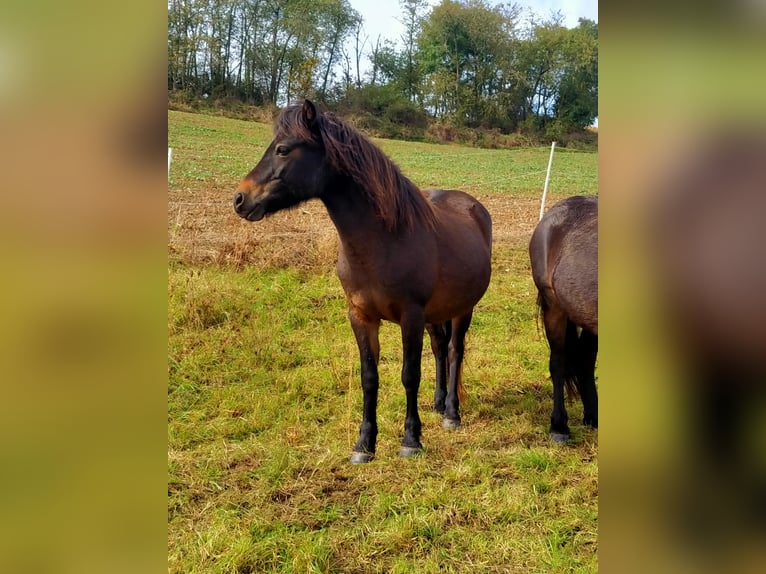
[320,176,392,244]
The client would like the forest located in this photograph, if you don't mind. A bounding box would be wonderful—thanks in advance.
[168,0,598,143]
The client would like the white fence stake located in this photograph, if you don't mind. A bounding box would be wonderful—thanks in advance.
[168,148,173,176]
[539,141,556,221]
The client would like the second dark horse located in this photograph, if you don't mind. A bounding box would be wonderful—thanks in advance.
[530,195,598,443]
[234,100,492,462]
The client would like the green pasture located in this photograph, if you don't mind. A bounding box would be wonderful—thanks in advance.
[168,110,597,198]
[168,110,598,573]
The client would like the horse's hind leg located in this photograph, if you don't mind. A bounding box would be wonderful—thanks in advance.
[578,331,598,429]
[543,304,570,442]
[443,311,473,430]
[426,321,451,414]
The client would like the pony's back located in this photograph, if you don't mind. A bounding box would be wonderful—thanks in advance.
[530,196,598,334]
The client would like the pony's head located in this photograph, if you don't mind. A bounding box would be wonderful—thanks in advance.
[234,100,325,221]
[234,99,433,230]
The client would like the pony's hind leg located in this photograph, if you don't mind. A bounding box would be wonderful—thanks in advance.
[443,311,473,430]
[426,321,451,414]
[578,331,598,429]
[543,304,571,443]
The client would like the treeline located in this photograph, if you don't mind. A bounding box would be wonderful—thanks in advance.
[168,0,597,142]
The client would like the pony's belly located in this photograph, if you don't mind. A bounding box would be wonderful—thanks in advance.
[337,260,435,323]
[424,274,491,323]
[336,235,490,324]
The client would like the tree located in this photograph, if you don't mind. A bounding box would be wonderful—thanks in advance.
[317,1,360,99]
[418,0,518,127]
[168,0,361,104]
[398,0,429,103]
[168,0,206,92]
[368,37,403,86]
[515,14,598,134]
[350,18,368,88]
[518,12,567,129]
[554,18,598,130]
[167,0,598,141]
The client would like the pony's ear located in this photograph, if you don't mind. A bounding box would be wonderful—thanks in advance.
[302,99,318,132]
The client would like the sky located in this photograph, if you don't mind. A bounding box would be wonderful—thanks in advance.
[347,0,598,52]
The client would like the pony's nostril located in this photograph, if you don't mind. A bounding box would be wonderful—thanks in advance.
[234,191,245,209]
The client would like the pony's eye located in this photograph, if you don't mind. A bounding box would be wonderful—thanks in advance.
[275,145,289,156]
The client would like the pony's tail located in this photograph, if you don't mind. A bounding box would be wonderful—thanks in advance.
[535,292,545,338]
[537,290,583,402]
[564,320,582,402]
[457,368,467,405]
[458,322,473,405]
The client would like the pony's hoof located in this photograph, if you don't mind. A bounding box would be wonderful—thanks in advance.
[442,418,461,430]
[550,432,570,444]
[399,446,423,458]
[350,451,374,464]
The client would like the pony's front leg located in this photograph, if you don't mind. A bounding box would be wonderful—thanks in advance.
[400,307,426,457]
[348,310,381,464]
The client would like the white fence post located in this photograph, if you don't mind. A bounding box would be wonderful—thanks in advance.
[539,141,556,221]
[168,148,173,176]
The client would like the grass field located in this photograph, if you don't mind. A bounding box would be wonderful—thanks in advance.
[168,110,598,573]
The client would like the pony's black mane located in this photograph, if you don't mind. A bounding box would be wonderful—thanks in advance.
[274,104,435,231]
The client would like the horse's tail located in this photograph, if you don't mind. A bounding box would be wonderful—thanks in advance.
[457,328,468,404]
[457,368,467,404]
[537,290,579,400]
[535,291,545,337]
[563,320,581,402]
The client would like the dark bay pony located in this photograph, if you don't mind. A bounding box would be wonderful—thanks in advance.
[233,100,492,463]
[529,195,598,443]
[650,133,766,541]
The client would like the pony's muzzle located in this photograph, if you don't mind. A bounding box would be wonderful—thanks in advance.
[233,189,265,221]
[234,180,271,221]
[233,191,248,214]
